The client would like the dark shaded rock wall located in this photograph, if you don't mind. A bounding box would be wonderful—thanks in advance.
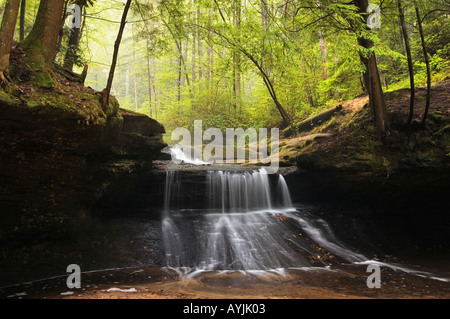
[0,99,167,285]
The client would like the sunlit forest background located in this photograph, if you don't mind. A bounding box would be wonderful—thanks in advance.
[4,0,449,137]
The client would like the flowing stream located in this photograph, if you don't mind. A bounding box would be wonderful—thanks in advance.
[162,168,370,277]
[162,147,450,281]
[1,147,449,299]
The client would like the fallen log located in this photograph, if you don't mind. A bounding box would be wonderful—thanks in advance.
[297,105,343,133]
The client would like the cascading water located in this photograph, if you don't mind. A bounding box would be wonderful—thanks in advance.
[162,167,367,275]
[161,146,450,281]
[207,169,278,213]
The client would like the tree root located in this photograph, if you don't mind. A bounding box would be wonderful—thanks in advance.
[0,71,10,87]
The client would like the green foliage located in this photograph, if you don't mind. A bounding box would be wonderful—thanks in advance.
[9,0,447,135]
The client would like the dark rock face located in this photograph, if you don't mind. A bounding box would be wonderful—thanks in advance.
[112,109,166,160]
[0,100,167,285]
[91,109,168,217]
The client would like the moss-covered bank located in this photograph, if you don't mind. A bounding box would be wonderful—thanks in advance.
[282,80,450,209]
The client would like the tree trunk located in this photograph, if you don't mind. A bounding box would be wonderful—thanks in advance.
[210,3,292,126]
[361,41,388,137]
[297,105,343,133]
[207,8,214,94]
[397,0,415,125]
[191,2,197,95]
[261,0,268,68]
[54,0,69,60]
[63,3,84,71]
[133,38,138,112]
[0,0,21,85]
[261,0,268,31]
[233,0,242,110]
[19,0,26,41]
[22,0,65,70]
[360,76,366,94]
[263,76,292,127]
[197,7,203,81]
[415,3,431,126]
[146,40,153,117]
[207,41,214,92]
[134,75,139,112]
[152,57,158,117]
[182,38,189,87]
[301,60,316,107]
[161,17,194,105]
[244,45,292,126]
[353,0,387,138]
[102,0,132,109]
[177,47,182,103]
[126,64,130,96]
[319,31,328,80]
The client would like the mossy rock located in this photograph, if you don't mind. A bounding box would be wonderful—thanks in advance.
[29,70,55,89]
[438,124,450,136]
[0,89,21,107]
[105,97,120,119]
[428,110,444,123]
[98,115,124,150]
[441,132,450,153]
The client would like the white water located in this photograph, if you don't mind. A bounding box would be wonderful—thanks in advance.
[162,164,450,282]
[207,168,278,213]
[169,145,210,165]
[162,169,367,275]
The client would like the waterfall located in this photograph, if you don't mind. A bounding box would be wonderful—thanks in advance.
[162,168,367,275]
[164,170,179,214]
[159,147,450,282]
[207,168,284,213]
[276,174,293,209]
[169,145,209,165]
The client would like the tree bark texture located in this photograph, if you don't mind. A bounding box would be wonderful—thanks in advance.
[22,0,65,70]
[0,0,21,84]
[415,3,431,126]
[354,0,387,137]
[103,0,132,109]
[397,0,415,125]
[63,4,84,71]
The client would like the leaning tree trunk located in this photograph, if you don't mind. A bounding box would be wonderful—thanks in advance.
[211,2,292,127]
[19,0,26,41]
[354,0,387,138]
[397,0,415,125]
[21,0,65,86]
[0,0,21,85]
[415,2,431,126]
[103,0,132,109]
